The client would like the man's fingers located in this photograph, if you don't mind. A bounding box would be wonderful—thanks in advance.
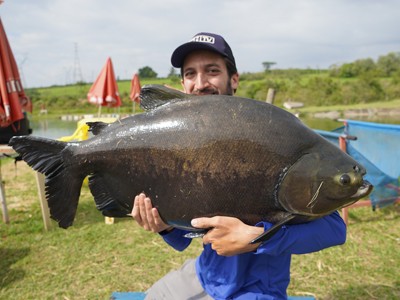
[131,195,142,222]
[151,207,162,226]
[191,217,217,229]
[136,194,150,230]
[144,197,154,224]
[132,193,171,233]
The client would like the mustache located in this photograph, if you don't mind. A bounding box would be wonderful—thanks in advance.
[194,88,218,95]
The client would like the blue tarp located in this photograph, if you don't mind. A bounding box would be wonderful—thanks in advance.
[316,120,400,209]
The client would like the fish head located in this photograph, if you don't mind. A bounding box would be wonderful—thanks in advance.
[278,151,373,217]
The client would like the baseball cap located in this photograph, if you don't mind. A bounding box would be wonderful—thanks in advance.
[171,32,236,69]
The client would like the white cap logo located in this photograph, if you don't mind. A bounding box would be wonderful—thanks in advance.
[190,35,215,44]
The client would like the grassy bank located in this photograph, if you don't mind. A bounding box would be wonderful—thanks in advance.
[0,159,399,299]
[26,68,400,118]
[25,82,400,132]
[297,98,400,114]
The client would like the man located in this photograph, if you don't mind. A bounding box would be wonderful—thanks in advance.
[132,32,346,299]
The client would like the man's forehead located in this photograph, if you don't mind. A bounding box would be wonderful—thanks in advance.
[182,50,226,68]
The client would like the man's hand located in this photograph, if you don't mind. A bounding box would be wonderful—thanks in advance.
[131,193,172,233]
[191,216,263,256]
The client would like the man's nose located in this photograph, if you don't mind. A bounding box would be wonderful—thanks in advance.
[195,74,209,91]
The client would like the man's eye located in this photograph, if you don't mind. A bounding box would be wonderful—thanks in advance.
[184,71,194,77]
[208,69,220,74]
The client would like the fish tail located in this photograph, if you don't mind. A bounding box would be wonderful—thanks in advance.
[9,136,84,228]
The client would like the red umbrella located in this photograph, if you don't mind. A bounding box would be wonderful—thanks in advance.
[87,57,121,115]
[130,73,141,103]
[0,17,32,129]
[129,73,141,113]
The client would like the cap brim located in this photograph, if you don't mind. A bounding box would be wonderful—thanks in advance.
[171,42,228,68]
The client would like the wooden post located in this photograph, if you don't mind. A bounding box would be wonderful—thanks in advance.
[266,88,275,104]
[35,172,52,231]
[0,167,10,224]
[0,146,15,224]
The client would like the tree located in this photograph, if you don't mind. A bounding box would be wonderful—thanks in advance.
[352,58,376,75]
[377,52,400,77]
[262,61,276,73]
[337,63,356,78]
[167,67,179,78]
[138,66,158,78]
[329,58,376,78]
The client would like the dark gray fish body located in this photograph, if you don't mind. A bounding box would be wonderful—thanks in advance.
[10,85,372,242]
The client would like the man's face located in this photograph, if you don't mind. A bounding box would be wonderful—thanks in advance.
[181,50,239,96]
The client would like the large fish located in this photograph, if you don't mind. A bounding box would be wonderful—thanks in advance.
[10,85,372,243]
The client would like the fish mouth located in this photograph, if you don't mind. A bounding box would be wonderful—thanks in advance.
[350,180,373,200]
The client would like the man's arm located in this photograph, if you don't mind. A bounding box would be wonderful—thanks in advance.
[192,211,346,256]
[132,194,346,256]
[255,211,346,255]
[191,216,263,256]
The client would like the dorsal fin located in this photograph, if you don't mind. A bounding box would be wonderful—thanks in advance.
[139,84,188,111]
[86,121,110,135]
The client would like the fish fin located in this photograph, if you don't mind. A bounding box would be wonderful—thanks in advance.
[86,121,110,135]
[139,84,188,111]
[250,214,296,244]
[184,231,208,239]
[9,136,85,228]
[88,173,131,217]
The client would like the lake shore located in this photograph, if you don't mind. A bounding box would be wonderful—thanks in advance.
[287,98,400,122]
[310,107,400,120]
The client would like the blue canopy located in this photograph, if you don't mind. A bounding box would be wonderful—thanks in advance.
[316,120,400,209]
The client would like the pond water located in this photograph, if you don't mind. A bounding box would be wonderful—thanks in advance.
[30,118,79,139]
[30,114,400,140]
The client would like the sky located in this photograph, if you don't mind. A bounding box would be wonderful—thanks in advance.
[1,0,399,88]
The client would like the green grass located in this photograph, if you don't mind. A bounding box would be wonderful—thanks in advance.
[1,159,399,299]
[298,98,400,114]
[27,78,183,116]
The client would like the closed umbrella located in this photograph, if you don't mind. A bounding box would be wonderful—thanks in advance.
[87,57,121,116]
[0,17,32,143]
[129,73,141,113]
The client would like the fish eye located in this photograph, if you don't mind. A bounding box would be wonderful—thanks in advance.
[340,174,351,185]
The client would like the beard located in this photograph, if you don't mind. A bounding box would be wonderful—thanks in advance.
[195,79,233,96]
[225,79,234,95]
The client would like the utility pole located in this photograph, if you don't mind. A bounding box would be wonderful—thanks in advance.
[18,55,28,88]
[73,42,84,84]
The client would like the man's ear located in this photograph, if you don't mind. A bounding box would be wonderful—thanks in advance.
[231,73,239,93]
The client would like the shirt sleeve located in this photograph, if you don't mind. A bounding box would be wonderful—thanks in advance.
[159,228,192,251]
[255,211,347,256]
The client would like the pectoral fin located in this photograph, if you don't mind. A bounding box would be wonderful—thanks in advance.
[183,231,208,239]
[250,214,296,244]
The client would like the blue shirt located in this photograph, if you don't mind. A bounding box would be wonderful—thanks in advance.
[161,211,346,299]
